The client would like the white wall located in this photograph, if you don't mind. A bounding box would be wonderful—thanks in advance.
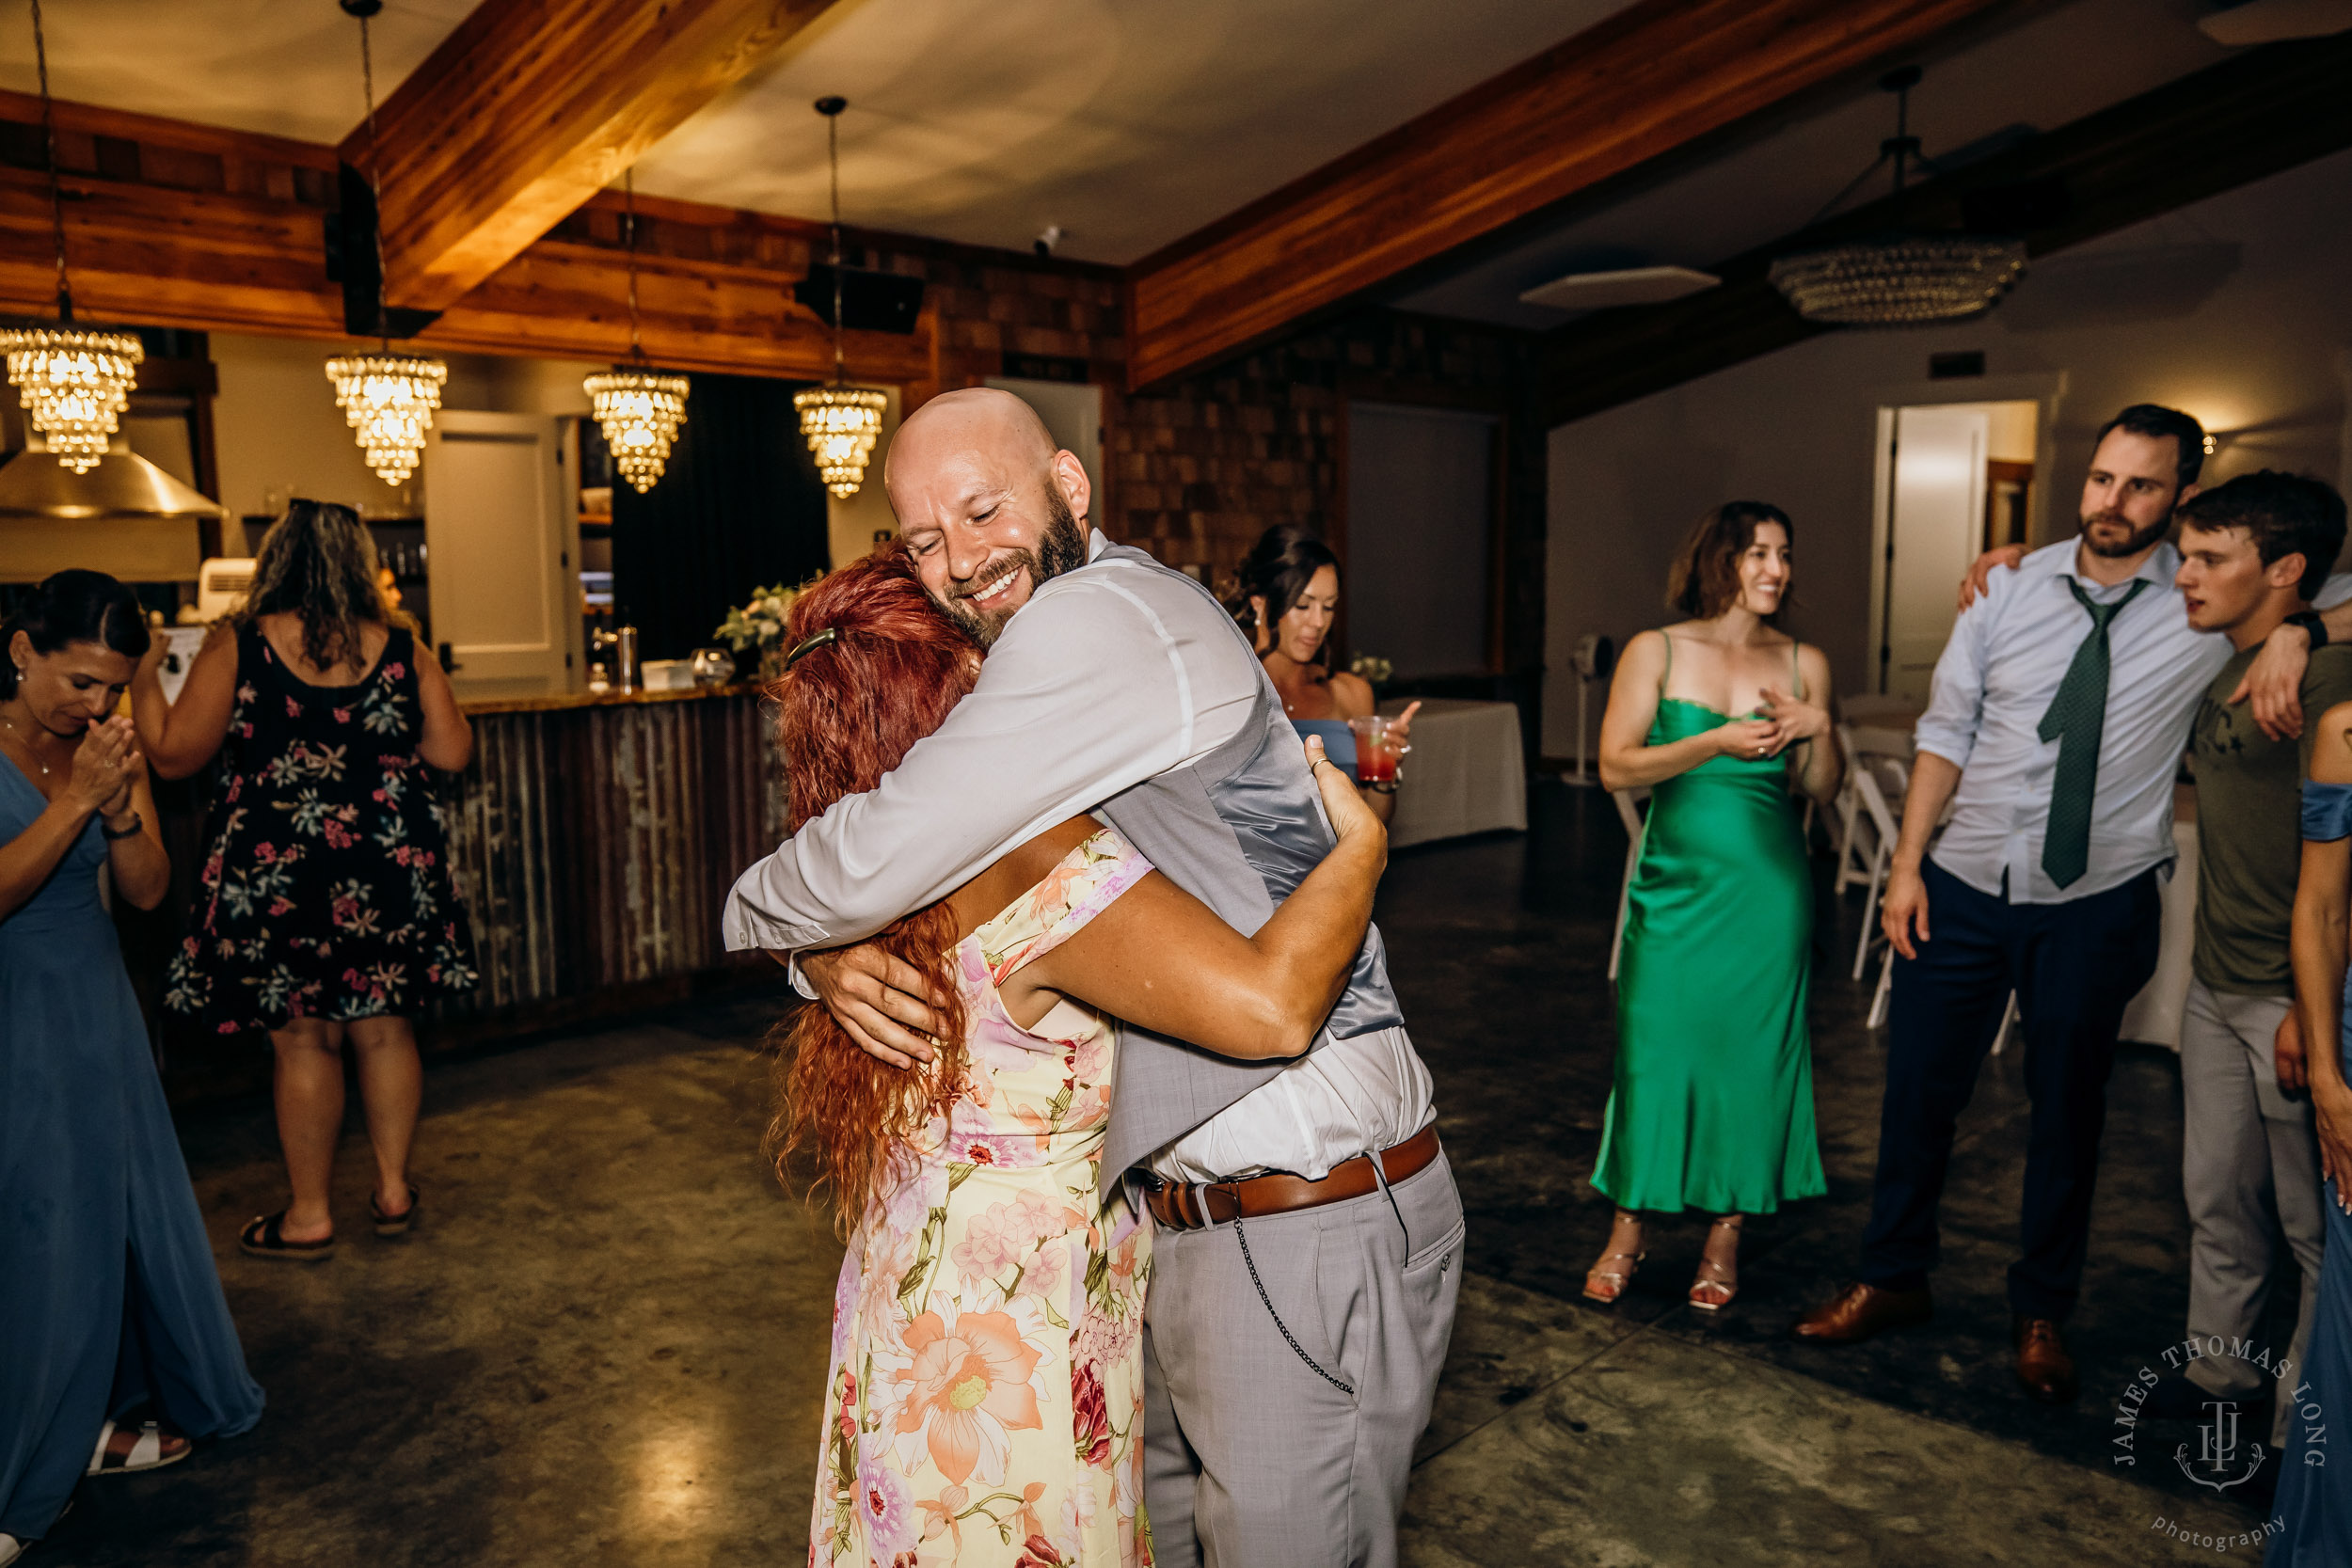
[1544,146,2352,757]
[210,333,600,522]
[826,386,902,570]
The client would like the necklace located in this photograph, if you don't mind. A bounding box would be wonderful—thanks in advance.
[0,710,50,776]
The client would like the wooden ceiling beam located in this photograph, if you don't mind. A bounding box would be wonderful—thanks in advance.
[1536,32,2352,427]
[1121,0,2019,391]
[342,0,845,314]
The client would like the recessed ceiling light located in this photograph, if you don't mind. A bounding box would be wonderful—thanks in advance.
[2196,0,2352,46]
[1518,265,1722,310]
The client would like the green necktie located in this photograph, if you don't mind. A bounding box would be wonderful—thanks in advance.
[2036,577,2148,889]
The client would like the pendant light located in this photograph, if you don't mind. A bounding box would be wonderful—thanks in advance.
[1767,67,2026,327]
[582,170,688,492]
[793,97,887,500]
[324,0,447,487]
[0,0,142,474]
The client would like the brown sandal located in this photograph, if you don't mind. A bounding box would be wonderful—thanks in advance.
[370,1182,420,1237]
[240,1211,334,1261]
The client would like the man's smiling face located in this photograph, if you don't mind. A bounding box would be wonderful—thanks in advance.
[887,389,1091,647]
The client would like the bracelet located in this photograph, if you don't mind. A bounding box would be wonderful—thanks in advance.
[101,810,142,841]
[1366,781,1399,795]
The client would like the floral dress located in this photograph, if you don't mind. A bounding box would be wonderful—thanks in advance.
[166,624,477,1034]
[813,829,1155,1568]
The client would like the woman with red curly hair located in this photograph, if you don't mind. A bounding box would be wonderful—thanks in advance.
[774,547,1385,1567]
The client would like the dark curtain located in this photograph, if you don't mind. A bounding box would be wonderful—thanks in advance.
[612,372,830,660]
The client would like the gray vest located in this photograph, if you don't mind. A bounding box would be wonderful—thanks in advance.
[1089,542,1405,1178]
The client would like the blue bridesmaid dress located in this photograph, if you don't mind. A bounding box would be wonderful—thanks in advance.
[0,762,263,1544]
[2272,782,2352,1564]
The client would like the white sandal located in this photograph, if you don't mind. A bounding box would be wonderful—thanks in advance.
[1689,1216,1742,1312]
[86,1418,191,1477]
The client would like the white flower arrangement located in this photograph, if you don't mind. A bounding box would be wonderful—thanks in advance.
[715,583,805,657]
[1349,651,1392,686]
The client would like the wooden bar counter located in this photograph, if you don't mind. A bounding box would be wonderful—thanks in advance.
[146,684,789,1101]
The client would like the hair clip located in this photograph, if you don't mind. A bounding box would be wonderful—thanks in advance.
[784,627,839,669]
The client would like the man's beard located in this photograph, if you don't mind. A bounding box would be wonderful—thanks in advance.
[939,485,1089,647]
[2079,507,2170,559]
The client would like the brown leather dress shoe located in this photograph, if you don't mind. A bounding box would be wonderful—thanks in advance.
[1791,1281,1933,1343]
[2013,1317,2078,1403]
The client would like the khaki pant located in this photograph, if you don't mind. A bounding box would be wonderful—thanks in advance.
[1140,1148,1464,1568]
[2180,979,2326,1439]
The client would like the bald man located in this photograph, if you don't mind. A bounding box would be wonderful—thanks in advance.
[725,389,1461,1568]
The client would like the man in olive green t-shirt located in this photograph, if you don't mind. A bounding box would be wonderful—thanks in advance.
[2164,471,2352,1426]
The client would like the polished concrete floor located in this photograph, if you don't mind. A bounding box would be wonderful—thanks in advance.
[43,782,2286,1565]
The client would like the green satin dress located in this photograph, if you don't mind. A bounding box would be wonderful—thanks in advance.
[1594,639,1828,1214]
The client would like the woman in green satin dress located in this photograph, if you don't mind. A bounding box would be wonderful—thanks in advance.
[1589,502,1840,1311]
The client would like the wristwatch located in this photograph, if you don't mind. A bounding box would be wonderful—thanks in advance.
[101,810,143,840]
[2288,610,2329,649]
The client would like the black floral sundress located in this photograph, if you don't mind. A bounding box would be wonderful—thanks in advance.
[166,624,478,1034]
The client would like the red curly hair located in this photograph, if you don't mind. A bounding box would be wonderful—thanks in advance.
[766,546,980,1227]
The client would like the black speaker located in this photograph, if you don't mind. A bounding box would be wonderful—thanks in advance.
[793,265,926,335]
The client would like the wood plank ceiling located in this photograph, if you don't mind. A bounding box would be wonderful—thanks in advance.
[1535,31,2352,427]
[346,0,847,312]
[1120,0,2022,391]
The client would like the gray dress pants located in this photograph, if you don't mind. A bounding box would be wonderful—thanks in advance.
[2179,979,2325,1425]
[1140,1148,1464,1568]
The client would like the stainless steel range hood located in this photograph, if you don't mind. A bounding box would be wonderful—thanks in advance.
[0,449,225,582]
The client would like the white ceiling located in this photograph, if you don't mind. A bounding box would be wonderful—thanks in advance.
[0,0,1630,265]
[0,1,472,144]
[0,0,2267,320]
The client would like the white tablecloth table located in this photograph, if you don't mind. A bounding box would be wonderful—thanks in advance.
[2118,796,2198,1051]
[1375,697,1527,848]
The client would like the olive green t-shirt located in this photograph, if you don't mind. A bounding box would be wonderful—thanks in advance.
[2189,641,2352,994]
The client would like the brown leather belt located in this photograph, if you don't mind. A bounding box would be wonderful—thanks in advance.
[1144,1123,1441,1232]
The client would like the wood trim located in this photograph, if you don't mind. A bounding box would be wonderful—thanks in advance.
[1537,31,2352,427]
[344,0,850,312]
[0,88,337,168]
[1123,0,2017,390]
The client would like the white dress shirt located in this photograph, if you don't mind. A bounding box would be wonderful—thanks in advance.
[1915,538,2352,904]
[723,531,1432,1183]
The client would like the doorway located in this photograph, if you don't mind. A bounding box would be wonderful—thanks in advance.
[1872,398,2039,700]
[1344,402,1500,677]
[986,376,1103,496]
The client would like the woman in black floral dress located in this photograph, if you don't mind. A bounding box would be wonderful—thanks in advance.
[133,500,476,1260]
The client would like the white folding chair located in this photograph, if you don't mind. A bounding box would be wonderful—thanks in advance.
[1832,722,1871,894]
[1608,787,1649,982]
[1849,753,1909,981]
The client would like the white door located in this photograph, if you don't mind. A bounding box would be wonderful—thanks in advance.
[421,411,579,698]
[1882,404,1990,703]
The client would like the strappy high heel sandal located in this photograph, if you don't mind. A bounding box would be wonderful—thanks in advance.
[1583,1212,1646,1305]
[1689,1216,1742,1312]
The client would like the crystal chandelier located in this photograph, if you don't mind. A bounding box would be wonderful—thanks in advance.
[1,328,142,473]
[0,0,144,473]
[1768,237,2026,326]
[583,170,689,491]
[326,0,447,487]
[326,355,447,485]
[1768,67,2027,328]
[795,385,888,499]
[795,96,887,499]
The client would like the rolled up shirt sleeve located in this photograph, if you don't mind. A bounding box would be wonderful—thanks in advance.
[723,576,1196,954]
[1911,584,1998,770]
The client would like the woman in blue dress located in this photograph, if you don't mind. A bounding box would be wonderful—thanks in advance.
[2277,705,2352,1564]
[0,572,262,1565]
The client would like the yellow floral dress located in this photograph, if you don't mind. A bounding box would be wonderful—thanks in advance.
[812,829,1154,1568]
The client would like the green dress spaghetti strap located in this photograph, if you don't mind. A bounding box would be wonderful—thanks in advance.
[1594,634,1827,1214]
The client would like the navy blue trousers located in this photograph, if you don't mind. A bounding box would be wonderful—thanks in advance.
[1859,858,2162,1321]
